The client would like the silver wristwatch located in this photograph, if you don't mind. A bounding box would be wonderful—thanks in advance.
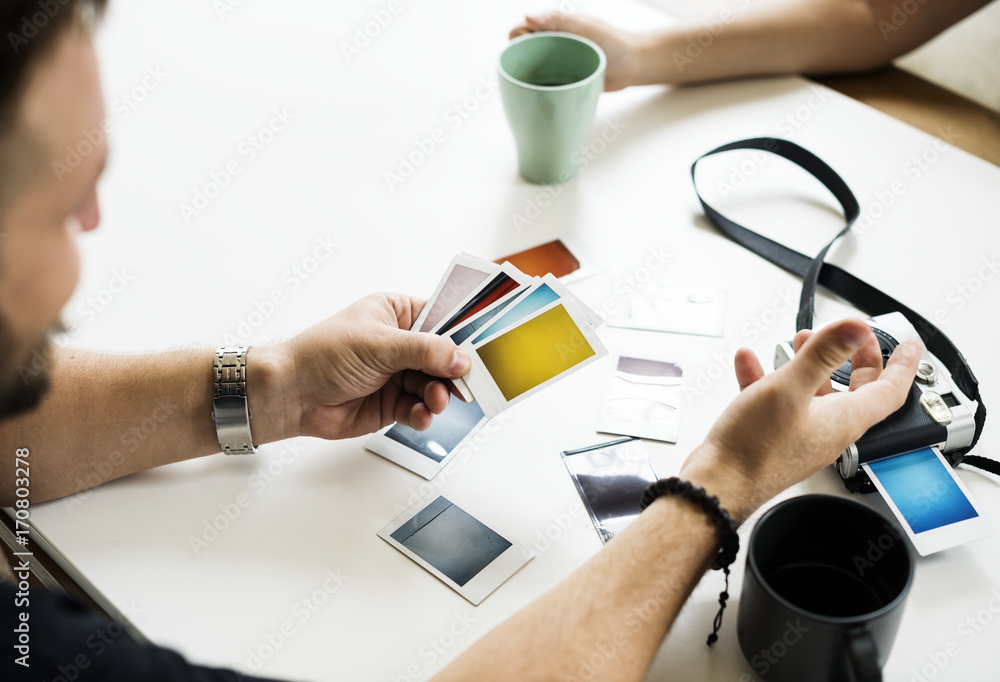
[212,345,257,455]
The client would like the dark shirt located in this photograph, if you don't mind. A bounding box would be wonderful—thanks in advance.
[1,582,284,682]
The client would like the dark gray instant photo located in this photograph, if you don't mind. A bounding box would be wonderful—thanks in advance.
[561,437,658,544]
[390,496,511,586]
[378,494,534,604]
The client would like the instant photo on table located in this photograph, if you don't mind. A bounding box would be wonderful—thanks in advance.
[608,285,727,337]
[863,446,994,556]
[597,353,684,443]
[494,237,602,284]
[378,493,533,605]
[561,437,659,544]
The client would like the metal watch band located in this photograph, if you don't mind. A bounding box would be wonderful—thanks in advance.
[212,345,257,455]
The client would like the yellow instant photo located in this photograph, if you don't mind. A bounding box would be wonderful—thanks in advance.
[475,305,595,401]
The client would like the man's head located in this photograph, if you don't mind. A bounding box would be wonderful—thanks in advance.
[0,0,106,418]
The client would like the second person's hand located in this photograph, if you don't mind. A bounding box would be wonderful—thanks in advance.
[680,318,921,524]
[510,13,648,91]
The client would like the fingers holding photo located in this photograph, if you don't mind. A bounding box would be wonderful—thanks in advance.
[401,370,452,415]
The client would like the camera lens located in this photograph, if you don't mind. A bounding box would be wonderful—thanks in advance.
[830,327,899,386]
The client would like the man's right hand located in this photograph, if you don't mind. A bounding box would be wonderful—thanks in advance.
[249,293,470,444]
[679,318,921,524]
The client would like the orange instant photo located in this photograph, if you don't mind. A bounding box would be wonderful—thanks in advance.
[495,240,580,279]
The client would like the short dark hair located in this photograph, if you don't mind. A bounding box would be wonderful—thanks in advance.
[0,0,106,209]
[1,0,107,123]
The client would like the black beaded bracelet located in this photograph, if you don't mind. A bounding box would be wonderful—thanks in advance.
[640,477,740,646]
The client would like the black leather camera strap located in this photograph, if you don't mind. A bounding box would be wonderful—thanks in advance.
[690,137,996,478]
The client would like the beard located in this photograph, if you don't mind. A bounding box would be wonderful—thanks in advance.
[0,317,60,421]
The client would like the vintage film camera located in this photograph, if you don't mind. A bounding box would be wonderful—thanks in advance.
[773,313,980,493]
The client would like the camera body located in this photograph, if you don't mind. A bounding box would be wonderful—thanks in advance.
[774,313,980,493]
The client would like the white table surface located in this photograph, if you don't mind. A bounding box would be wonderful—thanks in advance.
[24,0,1000,680]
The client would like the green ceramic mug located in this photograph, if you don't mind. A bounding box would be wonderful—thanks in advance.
[499,32,606,184]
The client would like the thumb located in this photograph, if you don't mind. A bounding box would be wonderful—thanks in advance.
[734,348,765,391]
[384,329,471,378]
[785,319,871,396]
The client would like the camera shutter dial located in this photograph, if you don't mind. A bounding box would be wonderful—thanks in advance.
[831,327,900,387]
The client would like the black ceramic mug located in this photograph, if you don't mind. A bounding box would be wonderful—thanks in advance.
[737,495,914,682]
